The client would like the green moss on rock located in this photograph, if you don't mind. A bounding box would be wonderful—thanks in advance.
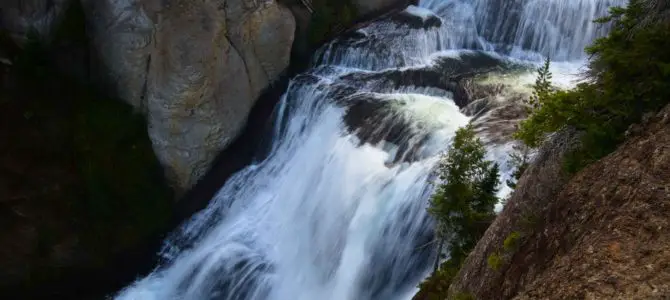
[503,231,522,252]
[487,252,503,271]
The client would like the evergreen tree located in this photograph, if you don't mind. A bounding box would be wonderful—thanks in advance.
[527,56,552,111]
[506,144,531,190]
[515,1,670,172]
[428,125,499,272]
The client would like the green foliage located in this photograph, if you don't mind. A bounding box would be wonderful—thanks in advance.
[419,125,500,298]
[505,144,531,190]
[308,0,357,46]
[515,0,670,172]
[514,57,557,149]
[487,252,503,271]
[503,231,522,252]
[429,125,499,264]
[527,56,552,112]
[418,260,461,299]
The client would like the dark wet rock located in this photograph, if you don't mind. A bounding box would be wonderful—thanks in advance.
[337,51,511,99]
[332,51,520,164]
[457,70,533,146]
[343,96,403,144]
[341,67,447,92]
[389,9,443,30]
[340,93,435,165]
[352,0,415,16]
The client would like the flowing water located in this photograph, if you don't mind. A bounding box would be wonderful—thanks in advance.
[116,0,625,299]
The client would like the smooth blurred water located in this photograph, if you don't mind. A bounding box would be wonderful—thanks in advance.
[116,1,623,299]
[420,0,626,60]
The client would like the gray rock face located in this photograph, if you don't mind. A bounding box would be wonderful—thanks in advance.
[0,0,72,43]
[82,0,295,193]
[80,0,155,110]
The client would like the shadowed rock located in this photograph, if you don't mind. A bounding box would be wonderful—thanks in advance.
[0,0,72,44]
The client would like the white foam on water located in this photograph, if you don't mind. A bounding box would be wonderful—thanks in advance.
[405,5,439,21]
[116,1,623,299]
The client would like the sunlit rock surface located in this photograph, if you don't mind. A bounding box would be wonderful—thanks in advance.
[81,0,295,192]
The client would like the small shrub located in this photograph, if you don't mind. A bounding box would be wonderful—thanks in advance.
[503,231,522,252]
[487,252,503,271]
[417,260,460,299]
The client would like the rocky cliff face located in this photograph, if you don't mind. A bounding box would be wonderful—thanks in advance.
[1,1,418,297]
[81,0,296,193]
[3,0,415,193]
[3,0,296,193]
[0,0,71,43]
[448,104,670,299]
[0,22,174,298]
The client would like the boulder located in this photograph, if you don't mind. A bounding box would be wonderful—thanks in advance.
[81,0,295,193]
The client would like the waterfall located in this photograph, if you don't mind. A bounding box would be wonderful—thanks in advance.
[420,0,626,60]
[116,1,624,299]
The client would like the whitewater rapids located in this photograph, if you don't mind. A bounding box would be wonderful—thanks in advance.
[116,0,624,299]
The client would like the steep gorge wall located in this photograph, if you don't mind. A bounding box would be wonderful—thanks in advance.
[2,0,296,193]
[0,1,412,297]
[2,0,412,193]
[448,105,670,299]
[82,0,296,193]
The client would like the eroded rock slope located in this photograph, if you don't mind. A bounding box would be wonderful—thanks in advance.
[450,105,670,299]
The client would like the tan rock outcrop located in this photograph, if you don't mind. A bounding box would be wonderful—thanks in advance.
[81,0,295,192]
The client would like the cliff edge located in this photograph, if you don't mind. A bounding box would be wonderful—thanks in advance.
[449,104,670,299]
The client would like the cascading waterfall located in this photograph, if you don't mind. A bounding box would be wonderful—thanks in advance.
[116,1,625,299]
[420,0,626,60]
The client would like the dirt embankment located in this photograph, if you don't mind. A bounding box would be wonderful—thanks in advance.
[450,105,670,299]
